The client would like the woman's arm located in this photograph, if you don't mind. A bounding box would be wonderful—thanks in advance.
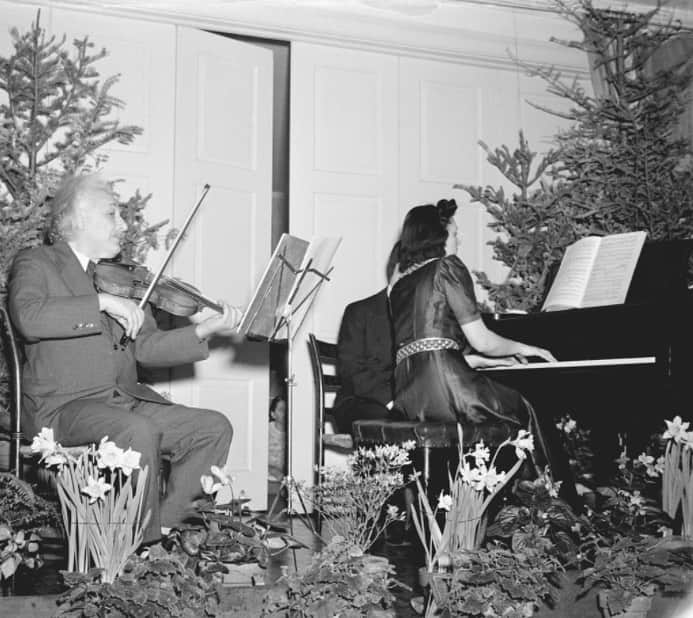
[461,318,556,362]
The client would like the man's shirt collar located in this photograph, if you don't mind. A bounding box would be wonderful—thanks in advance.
[67,242,91,272]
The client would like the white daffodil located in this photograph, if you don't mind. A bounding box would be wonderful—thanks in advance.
[119,448,141,476]
[200,474,221,494]
[437,492,453,511]
[97,438,125,471]
[387,505,400,518]
[210,464,234,487]
[44,452,68,467]
[564,419,577,434]
[471,441,490,465]
[81,476,112,504]
[511,430,534,460]
[483,466,506,492]
[401,440,416,451]
[663,416,690,443]
[31,427,57,459]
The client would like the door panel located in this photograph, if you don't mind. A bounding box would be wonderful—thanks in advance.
[290,42,399,488]
[171,27,273,510]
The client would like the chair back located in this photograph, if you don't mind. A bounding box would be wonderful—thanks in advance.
[0,305,24,476]
[307,333,342,470]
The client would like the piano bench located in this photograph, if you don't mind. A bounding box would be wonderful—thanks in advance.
[352,419,516,486]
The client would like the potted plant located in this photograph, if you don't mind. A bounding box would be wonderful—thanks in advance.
[577,533,693,618]
[262,535,399,617]
[55,543,220,617]
[429,541,562,618]
[291,441,414,551]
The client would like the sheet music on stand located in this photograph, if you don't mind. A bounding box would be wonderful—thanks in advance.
[236,232,340,544]
[237,233,341,342]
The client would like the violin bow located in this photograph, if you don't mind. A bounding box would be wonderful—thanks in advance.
[120,184,212,344]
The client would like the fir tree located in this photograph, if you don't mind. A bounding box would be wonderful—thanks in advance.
[0,13,172,430]
[459,0,693,312]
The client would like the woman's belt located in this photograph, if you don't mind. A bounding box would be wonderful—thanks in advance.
[396,337,460,365]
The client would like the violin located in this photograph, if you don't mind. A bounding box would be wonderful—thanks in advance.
[93,259,222,317]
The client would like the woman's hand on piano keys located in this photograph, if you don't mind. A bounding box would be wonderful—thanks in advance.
[516,345,557,364]
[465,354,520,370]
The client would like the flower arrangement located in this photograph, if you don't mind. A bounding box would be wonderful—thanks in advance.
[661,416,693,538]
[31,427,149,583]
[411,426,536,573]
[293,441,414,551]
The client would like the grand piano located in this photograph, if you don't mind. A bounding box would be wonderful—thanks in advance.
[481,239,693,478]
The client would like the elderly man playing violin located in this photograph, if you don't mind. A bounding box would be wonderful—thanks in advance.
[8,173,240,544]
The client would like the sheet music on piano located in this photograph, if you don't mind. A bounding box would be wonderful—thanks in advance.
[542,231,647,312]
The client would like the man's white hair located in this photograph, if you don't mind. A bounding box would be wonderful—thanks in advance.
[48,173,110,242]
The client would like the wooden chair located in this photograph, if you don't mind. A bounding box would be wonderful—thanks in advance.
[307,333,353,476]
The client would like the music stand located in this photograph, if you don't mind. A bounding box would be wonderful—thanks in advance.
[238,233,341,545]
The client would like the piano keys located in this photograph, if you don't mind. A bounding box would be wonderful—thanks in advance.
[480,239,693,480]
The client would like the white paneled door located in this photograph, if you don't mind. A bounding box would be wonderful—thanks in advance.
[170,28,273,510]
[290,42,400,488]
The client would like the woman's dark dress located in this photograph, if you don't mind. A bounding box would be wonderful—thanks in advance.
[390,255,529,428]
[389,255,580,506]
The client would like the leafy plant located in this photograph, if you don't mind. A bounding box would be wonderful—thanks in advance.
[578,533,693,616]
[486,473,582,564]
[0,471,59,581]
[0,523,41,580]
[56,543,220,617]
[430,542,563,618]
[0,471,60,532]
[262,535,399,617]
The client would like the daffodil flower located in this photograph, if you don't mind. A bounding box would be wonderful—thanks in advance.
[210,464,234,487]
[663,416,691,443]
[119,448,141,476]
[31,427,57,459]
[81,476,112,503]
[97,438,125,471]
[200,475,222,494]
[511,429,534,460]
[437,492,453,511]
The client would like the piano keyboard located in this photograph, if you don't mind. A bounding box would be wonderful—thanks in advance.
[481,356,657,371]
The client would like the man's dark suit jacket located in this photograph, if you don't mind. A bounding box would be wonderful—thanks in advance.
[8,241,209,437]
[333,289,394,433]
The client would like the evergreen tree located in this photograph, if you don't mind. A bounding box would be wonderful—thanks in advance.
[459,0,693,312]
[0,13,172,430]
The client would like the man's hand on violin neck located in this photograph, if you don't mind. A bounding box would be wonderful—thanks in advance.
[98,294,145,339]
[194,301,242,340]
